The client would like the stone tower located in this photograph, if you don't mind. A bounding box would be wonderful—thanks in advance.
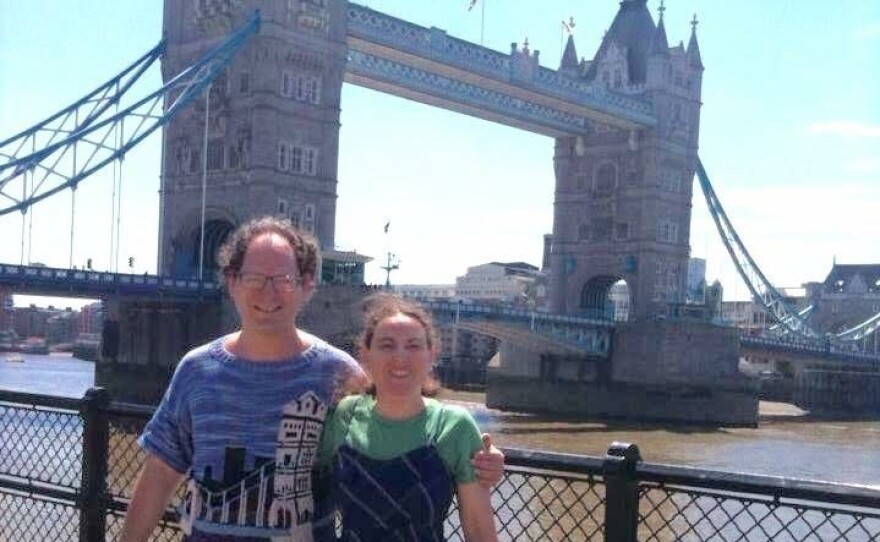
[159,0,347,278]
[548,0,703,321]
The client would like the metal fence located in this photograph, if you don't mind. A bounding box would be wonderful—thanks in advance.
[2,387,880,541]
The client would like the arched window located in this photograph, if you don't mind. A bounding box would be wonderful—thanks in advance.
[594,162,617,197]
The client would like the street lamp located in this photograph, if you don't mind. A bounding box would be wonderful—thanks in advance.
[381,252,399,288]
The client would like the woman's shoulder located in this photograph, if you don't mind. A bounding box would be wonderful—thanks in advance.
[335,394,371,417]
[426,399,480,433]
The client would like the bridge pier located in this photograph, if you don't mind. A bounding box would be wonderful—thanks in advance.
[97,297,228,403]
[487,320,759,426]
[796,368,880,414]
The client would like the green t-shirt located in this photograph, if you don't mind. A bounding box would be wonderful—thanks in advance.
[319,395,483,484]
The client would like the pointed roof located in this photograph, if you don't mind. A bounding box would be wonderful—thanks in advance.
[585,0,656,83]
[648,14,669,56]
[560,34,579,71]
[687,14,704,69]
[823,264,880,293]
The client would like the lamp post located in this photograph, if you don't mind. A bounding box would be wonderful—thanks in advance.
[381,252,399,289]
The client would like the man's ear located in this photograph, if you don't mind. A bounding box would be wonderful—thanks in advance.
[300,274,317,296]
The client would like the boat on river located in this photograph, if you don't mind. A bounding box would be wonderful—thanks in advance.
[5,354,24,363]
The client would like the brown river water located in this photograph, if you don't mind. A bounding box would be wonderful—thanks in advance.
[438,389,880,487]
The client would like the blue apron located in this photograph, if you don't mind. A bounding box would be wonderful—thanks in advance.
[330,404,454,542]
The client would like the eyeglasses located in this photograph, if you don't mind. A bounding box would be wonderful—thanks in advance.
[235,272,302,292]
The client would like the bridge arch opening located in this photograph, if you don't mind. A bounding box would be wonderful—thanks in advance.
[171,218,235,279]
[579,276,630,322]
[192,219,235,278]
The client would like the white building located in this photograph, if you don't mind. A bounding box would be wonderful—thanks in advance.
[455,262,542,304]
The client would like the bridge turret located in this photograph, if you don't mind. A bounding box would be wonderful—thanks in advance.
[559,35,580,75]
[645,2,670,89]
[686,14,705,97]
[549,0,702,321]
[159,0,347,278]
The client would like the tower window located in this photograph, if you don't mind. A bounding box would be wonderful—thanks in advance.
[278,142,318,176]
[296,75,321,104]
[278,142,291,171]
[206,138,225,171]
[281,71,295,97]
[594,162,617,197]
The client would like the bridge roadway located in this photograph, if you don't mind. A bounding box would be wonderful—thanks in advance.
[0,263,220,300]
[4,262,878,365]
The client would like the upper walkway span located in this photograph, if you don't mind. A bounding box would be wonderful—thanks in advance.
[345,3,655,137]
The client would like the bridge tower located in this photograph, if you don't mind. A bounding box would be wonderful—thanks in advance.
[159,0,347,278]
[549,0,703,321]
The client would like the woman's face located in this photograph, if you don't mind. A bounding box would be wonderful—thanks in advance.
[363,313,435,400]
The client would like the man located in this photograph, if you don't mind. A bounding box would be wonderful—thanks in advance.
[121,217,503,541]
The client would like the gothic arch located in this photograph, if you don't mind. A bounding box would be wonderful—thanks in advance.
[593,160,618,197]
[171,213,237,279]
[578,276,632,322]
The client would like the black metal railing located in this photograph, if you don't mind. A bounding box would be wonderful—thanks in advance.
[2,387,879,541]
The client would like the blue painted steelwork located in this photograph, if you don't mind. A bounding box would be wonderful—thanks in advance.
[0,12,260,218]
[414,297,613,356]
[768,305,814,334]
[698,160,877,349]
[0,263,220,300]
[0,42,164,177]
[696,160,823,341]
[345,50,594,136]
[836,311,880,342]
[345,3,654,134]
[741,335,880,363]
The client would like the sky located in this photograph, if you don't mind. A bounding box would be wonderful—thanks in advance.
[1,1,878,309]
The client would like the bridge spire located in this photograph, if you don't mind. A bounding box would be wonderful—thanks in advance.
[687,13,704,69]
[559,34,579,72]
[648,1,669,56]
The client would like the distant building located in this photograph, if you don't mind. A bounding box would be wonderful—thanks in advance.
[455,262,544,305]
[0,290,13,331]
[686,258,706,304]
[78,302,104,337]
[46,310,77,345]
[13,305,51,339]
[608,281,631,322]
[807,264,880,344]
[720,285,806,334]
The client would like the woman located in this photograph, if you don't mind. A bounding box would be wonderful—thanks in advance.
[318,294,499,541]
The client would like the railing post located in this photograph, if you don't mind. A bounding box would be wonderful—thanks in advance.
[80,387,111,542]
[603,441,642,542]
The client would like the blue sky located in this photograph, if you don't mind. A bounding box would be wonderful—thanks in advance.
[1,1,878,308]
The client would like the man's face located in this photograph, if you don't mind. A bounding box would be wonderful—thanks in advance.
[228,232,314,335]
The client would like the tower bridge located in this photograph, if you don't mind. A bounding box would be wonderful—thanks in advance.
[1,0,878,418]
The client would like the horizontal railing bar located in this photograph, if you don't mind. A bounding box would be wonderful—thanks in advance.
[0,474,81,503]
[637,461,880,509]
[0,389,84,410]
[504,447,605,474]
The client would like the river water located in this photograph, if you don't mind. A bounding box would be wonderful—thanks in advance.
[3,353,880,487]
